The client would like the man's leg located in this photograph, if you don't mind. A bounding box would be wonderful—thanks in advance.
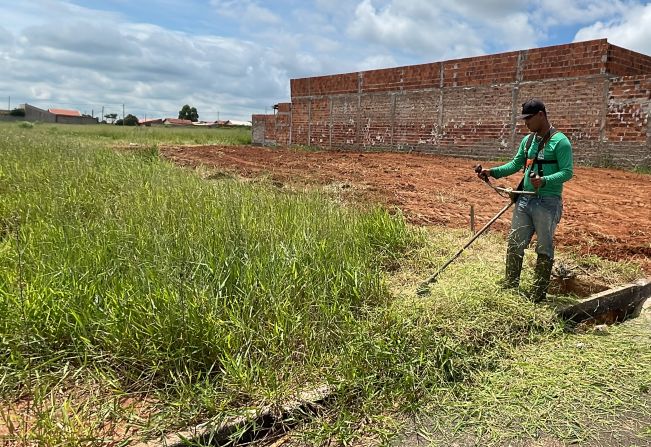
[530,197,562,302]
[504,197,534,289]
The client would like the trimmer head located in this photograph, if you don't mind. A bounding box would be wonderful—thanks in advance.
[416,165,517,298]
[416,280,434,296]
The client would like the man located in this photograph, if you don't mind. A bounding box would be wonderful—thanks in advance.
[477,99,573,302]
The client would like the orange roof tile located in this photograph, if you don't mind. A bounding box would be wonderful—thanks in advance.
[48,108,81,117]
[163,118,193,125]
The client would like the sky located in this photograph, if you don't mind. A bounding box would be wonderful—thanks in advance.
[1,1,651,122]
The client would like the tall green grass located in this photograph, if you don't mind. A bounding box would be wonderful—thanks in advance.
[0,121,251,146]
[0,125,412,390]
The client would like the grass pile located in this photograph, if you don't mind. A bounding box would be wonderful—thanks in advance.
[0,122,648,446]
[433,316,651,445]
[377,233,650,446]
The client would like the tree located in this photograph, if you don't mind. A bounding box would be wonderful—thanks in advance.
[9,108,25,117]
[104,113,118,124]
[115,114,139,126]
[178,104,199,122]
[124,114,139,126]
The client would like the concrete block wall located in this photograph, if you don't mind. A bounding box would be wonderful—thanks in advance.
[6,104,100,125]
[25,104,56,123]
[251,114,267,144]
[0,115,25,122]
[253,39,651,168]
[56,116,99,125]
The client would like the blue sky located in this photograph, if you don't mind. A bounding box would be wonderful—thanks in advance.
[1,0,650,121]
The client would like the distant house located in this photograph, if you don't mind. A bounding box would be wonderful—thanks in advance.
[11,104,99,124]
[190,120,252,127]
[0,108,22,122]
[139,118,164,126]
[225,119,252,127]
[48,108,81,117]
[191,121,218,127]
[163,118,193,126]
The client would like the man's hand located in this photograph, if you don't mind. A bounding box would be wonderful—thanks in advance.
[531,176,545,188]
[477,168,491,182]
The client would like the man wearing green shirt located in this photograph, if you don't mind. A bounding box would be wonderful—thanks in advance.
[477,99,573,302]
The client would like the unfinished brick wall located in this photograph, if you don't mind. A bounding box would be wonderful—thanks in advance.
[607,44,651,76]
[603,75,651,166]
[251,103,291,146]
[253,39,651,168]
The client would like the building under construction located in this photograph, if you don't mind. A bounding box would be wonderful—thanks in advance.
[253,39,651,169]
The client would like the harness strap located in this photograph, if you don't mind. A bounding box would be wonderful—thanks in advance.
[523,128,558,177]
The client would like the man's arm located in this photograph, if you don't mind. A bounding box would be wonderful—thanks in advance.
[542,138,573,186]
[486,141,527,179]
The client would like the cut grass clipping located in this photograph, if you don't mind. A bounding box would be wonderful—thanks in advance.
[1,123,648,446]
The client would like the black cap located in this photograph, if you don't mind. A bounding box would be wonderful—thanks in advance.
[517,99,546,119]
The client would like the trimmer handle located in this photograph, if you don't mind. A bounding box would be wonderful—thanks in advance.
[474,164,489,182]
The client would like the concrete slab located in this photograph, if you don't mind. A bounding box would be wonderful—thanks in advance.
[557,278,651,325]
[132,385,332,447]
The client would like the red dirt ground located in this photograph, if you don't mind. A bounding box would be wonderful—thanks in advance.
[160,145,651,274]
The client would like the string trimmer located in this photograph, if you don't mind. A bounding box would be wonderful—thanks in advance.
[416,165,536,296]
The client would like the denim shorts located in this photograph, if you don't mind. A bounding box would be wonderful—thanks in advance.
[507,195,563,258]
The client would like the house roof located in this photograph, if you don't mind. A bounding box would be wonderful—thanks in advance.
[139,118,163,124]
[48,108,81,117]
[163,118,193,125]
[226,119,252,126]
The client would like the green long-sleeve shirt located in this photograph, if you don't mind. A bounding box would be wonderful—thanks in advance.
[490,131,573,197]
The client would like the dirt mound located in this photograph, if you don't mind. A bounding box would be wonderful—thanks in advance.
[160,145,651,274]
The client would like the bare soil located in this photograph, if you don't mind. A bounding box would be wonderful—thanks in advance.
[160,145,651,274]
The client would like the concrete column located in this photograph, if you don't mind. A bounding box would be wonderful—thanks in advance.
[510,50,527,150]
[438,64,444,132]
[357,72,363,147]
[289,103,293,146]
[599,76,611,164]
[329,96,333,149]
[390,93,396,149]
[308,98,312,146]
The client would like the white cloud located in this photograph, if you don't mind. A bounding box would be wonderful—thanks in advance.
[0,26,14,56]
[347,0,485,59]
[356,54,397,71]
[573,2,651,54]
[534,0,629,27]
[0,0,124,33]
[210,0,280,24]
[315,0,356,15]
[292,9,339,35]
[343,0,650,61]
[442,0,524,19]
